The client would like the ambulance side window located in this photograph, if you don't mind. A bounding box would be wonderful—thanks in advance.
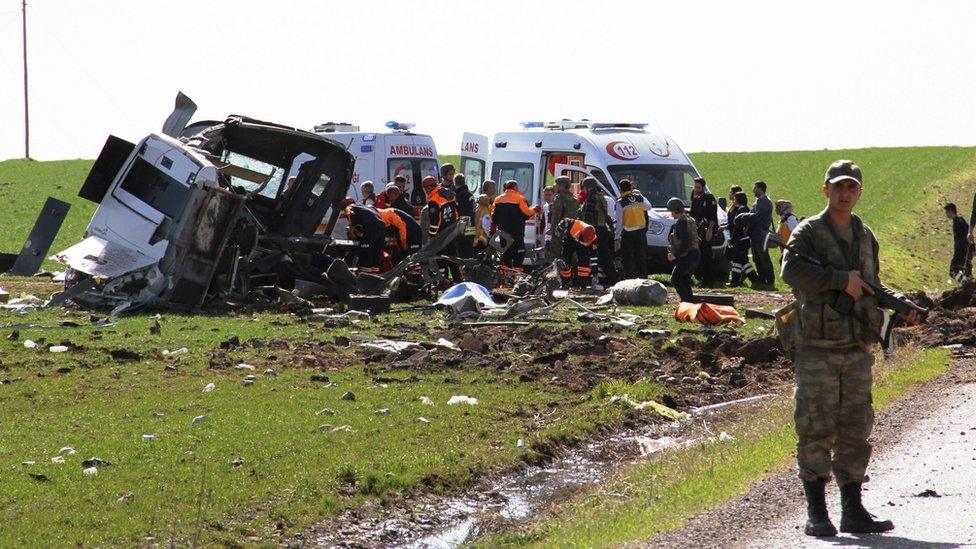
[492,162,533,198]
[461,158,484,195]
[419,160,438,183]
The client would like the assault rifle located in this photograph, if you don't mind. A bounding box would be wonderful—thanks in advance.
[765,232,927,347]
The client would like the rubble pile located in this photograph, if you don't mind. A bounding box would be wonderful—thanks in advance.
[900,281,976,347]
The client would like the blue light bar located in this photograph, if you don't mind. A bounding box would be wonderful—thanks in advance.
[520,121,544,129]
[385,120,416,130]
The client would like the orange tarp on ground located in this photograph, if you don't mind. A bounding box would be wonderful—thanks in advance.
[674,302,745,325]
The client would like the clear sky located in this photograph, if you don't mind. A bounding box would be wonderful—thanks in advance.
[1,0,975,161]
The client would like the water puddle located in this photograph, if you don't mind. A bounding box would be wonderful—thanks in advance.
[311,394,773,548]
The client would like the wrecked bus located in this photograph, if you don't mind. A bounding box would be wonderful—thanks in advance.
[53,94,355,311]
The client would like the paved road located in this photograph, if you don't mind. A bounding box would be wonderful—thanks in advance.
[747,383,976,548]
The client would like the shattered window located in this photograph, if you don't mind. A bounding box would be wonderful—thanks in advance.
[221,152,284,199]
[119,157,192,219]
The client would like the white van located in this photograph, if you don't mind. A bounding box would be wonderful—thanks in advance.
[313,122,439,211]
[460,120,726,270]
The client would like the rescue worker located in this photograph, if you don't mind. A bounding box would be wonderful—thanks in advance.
[726,192,759,287]
[453,172,476,258]
[945,202,974,280]
[614,179,653,279]
[556,218,597,288]
[542,186,556,250]
[751,180,776,288]
[360,181,376,207]
[491,180,540,271]
[473,194,492,254]
[666,197,700,302]
[376,182,412,213]
[345,204,386,274]
[580,177,617,289]
[548,176,580,261]
[727,185,743,216]
[782,159,920,538]
[776,199,800,263]
[690,177,719,287]
[427,175,462,282]
[481,179,498,201]
[376,207,421,265]
[418,176,438,244]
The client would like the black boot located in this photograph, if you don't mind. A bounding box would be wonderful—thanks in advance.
[840,482,894,533]
[803,478,838,537]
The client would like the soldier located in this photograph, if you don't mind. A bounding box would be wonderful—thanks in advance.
[666,197,700,302]
[547,176,581,262]
[580,177,618,290]
[782,159,919,537]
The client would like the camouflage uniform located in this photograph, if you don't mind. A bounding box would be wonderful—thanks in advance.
[781,207,885,486]
[547,188,580,260]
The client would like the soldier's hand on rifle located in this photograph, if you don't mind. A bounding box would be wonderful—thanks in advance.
[845,270,874,300]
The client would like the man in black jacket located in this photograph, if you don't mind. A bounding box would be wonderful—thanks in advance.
[690,177,719,287]
[945,202,973,280]
[453,173,475,258]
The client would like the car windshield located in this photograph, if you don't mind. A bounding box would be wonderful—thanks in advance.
[221,151,285,200]
[607,164,698,208]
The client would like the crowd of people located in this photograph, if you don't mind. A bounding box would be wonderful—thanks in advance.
[340,162,805,300]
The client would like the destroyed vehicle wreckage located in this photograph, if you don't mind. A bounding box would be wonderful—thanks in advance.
[50,93,465,312]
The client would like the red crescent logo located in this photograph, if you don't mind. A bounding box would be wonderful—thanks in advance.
[648,139,671,158]
[606,140,640,161]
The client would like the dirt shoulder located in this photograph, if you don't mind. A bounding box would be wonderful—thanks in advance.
[645,354,976,548]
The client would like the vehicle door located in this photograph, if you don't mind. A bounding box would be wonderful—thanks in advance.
[460,133,488,196]
[489,150,542,262]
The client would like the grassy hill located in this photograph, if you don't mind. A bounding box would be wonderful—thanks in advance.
[443,147,976,290]
[2,146,975,289]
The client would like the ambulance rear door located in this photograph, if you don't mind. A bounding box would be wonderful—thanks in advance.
[460,133,488,196]
[489,149,543,262]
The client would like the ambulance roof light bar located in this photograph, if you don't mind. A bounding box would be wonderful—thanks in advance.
[520,121,544,129]
[385,121,416,131]
[543,120,593,130]
[590,122,649,129]
[313,122,360,133]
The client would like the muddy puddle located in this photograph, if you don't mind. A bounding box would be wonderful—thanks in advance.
[305,394,774,548]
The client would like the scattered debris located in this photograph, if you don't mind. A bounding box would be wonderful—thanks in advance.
[418,417,431,424]
[435,338,461,352]
[235,363,256,371]
[375,408,391,415]
[203,382,216,393]
[110,348,140,361]
[49,345,69,353]
[51,455,66,464]
[163,348,188,357]
[915,489,942,498]
[59,447,76,456]
[192,415,206,424]
[23,340,37,349]
[117,492,134,504]
[419,396,434,406]
[447,395,478,406]
[316,408,335,416]
[83,467,98,476]
[142,434,156,442]
[341,391,356,401]
[458,332,485,353]
[604,278,669,306]
[82,457,111,468]
[28,472,50,482]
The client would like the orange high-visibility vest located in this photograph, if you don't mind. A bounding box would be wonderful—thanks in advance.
[569,219,597,247]
[376,208,408,250]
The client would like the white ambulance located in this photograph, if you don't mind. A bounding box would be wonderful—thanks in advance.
[312,121,439,211]
[460,121,726,271]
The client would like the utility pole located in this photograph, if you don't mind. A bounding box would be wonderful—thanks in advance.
[22,0,29,159]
